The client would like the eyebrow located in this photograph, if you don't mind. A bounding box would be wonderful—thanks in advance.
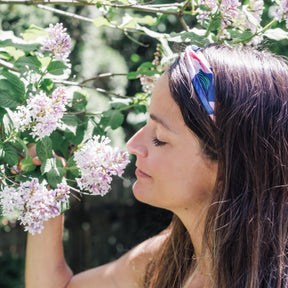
[150,113,174,132]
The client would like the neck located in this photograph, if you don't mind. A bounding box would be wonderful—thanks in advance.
[174,206,212,285]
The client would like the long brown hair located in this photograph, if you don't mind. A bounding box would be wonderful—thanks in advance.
[144,44,288,287]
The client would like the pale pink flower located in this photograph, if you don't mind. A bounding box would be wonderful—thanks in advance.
[74,136,130,196]
[235,0,264,34]
[42,23,71,63]
[196,0,218,25]
[12,88,67,140]
[0,179,70,235]
[272,0,288,28]
[220,0,241,28]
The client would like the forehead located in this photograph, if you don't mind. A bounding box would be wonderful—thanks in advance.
[149,74,185,132]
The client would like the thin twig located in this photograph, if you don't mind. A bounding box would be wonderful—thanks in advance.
[37,4,94,22]
[123,30,150,47]
[179,17,189,31]
[0,0,180,15]
[80,73,127,84]
[53,79,129,98]
[0,59,19,72]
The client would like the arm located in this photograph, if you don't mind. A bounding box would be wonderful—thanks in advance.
[25,215,73,288]
[25,213,168,288]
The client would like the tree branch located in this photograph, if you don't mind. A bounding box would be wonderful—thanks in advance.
[79,72,127,84]
[176,0,191,31]
[54,77,130,99]
[37,4,94,22]
[0,59,18,72]
[0,0,182,15]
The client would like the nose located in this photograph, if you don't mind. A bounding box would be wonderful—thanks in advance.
[126,128,148,158]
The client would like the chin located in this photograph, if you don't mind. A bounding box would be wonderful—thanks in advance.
[132,182,167,210]
[132,181,154,205]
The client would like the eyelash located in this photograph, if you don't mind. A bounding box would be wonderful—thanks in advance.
[152,137,166,147]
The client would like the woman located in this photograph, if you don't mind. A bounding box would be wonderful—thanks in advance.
[25,44,288,287]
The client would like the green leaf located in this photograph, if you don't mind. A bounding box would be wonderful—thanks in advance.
[2,111,14,138]
[15,56,42,72]
[134,104,147,114]
[94,17,111,28]
[47,61,67,75]
[20,157,36,172]
[100,110,124,130]
[0,90,21,109]
[128,62,159,79]
[136,15,156,26]
[0,107,7,122]
[3,46,25,60]
[22,25,48,42]
[0,70,25,109]
[0,51,11,61]
[127,71,139,80]
[50,131,65,152]
[40,78,54,92]
[47,173,63,189]
[67,156,80,177]
[72,90,88,110]
[3,144,18,166]
[168,28,213,45]
[41,158,65,188]
[36,137,53,162]
[15,138,29,160]
[263,28,288,41]
[61,198,70,214]
[110,98,130,110]
[0,39,39,52]
[40,158,54,174]
[228,29,253,41]
[58,115,80,135]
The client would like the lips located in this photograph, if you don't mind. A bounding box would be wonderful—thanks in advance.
[135,167,151,178]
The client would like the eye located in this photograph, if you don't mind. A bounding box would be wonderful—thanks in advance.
[152,137,166,147]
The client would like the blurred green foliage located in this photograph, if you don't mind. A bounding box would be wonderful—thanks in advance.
[0,252,24,288]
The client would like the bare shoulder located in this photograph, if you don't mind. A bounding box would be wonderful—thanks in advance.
[67,230,169,288]
[119,229,169,278]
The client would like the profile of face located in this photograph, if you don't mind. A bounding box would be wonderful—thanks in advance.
[127,73,218,217]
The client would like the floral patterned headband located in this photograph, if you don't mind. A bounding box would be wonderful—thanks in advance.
[184,45,215,119]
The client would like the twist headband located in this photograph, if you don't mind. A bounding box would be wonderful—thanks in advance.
[184,45,215,119]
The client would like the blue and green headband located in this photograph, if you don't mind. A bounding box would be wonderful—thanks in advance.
[184,45,215,119]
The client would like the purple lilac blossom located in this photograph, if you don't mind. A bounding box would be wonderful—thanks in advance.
[0,179,70,235]
[220,0,241,29]
[74,136,130,196]
[272,0,288,28]
[41,23,71,63]
[196,0,218,25]
[12,87,68,140]
[196,0,241,29]
[236,0,264,34]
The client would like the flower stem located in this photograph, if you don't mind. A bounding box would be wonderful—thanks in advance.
[232,19,277,44]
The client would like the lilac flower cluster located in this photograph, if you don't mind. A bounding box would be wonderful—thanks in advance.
[196,0,241,29]
[272,0,288,28]
[42,23,71,63]
[220,0,241,28]
[13,87,68,140]
[74,136,130,196]
[0,179,70,235]
[196,0,218,25]
[236,0,264,33]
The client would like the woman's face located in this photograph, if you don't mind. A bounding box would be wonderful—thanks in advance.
[127,74,217,216]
